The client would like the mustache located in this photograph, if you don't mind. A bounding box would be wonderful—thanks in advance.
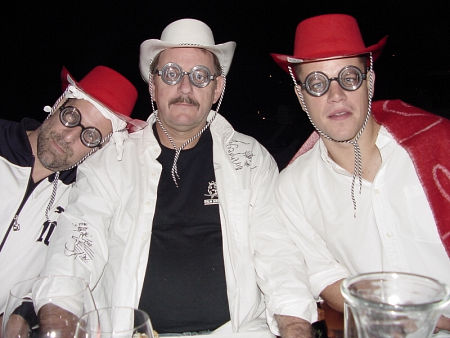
[169,96,199,107]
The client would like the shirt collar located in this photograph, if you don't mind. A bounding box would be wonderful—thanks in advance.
[318,126,394,176]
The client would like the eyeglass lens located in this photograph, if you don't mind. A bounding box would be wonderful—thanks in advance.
[157,63,215,88]
[59,106,103,148]
[303,65,366,97]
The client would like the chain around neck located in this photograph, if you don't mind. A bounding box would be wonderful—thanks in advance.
[156,113,216,187]
[45,171,60,222]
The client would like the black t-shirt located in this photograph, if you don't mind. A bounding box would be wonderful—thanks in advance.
[139,126,230,333]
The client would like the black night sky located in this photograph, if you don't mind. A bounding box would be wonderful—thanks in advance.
[2,1,449,169]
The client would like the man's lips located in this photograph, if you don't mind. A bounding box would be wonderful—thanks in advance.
[172,101,194,106]
[328,110,351,120]
[51,138,67,154]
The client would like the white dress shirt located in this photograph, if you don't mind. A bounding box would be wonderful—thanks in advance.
[276,126,450,318]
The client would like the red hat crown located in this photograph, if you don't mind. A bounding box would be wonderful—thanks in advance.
[61,65,138,118]
[271,14,388,72]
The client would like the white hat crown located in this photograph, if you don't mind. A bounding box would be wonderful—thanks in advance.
[160,18,216,45]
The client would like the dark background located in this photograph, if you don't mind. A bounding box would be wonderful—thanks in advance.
[2,1,449,169]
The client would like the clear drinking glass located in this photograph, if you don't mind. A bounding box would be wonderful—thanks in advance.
[341,271,450,338]
[2,275,95,337]
[74,306,156,337]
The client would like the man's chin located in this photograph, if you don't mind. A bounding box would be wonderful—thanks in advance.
[42,160,72,173]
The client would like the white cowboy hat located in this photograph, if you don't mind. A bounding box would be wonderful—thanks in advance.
[139,18,236,82]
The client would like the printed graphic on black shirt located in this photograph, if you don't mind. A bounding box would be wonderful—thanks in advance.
[204,181,219,205]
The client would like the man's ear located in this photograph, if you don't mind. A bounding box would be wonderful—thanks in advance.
[213,75,225,104]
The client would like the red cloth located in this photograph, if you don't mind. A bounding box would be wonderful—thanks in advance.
[289,100,450,256]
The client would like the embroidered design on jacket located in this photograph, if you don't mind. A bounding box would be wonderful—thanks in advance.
[226,140,256,170]
[204,181,219,205]
[64,222,94,262]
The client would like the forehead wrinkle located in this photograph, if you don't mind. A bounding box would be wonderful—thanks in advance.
[159,47,215,71]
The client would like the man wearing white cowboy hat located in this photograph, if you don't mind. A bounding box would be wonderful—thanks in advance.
[37,18,282,337]
[0,64,144,331]
[253,13,450,336]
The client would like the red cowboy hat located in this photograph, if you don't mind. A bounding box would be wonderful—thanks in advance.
[271,14,388,73]
[61,65,146,131]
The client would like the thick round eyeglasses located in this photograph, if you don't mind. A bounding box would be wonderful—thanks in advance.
[59,105,103,148]
[155,62,217,88]
[297,65,367,97]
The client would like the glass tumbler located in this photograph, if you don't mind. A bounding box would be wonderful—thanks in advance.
[74,306,156,337]
[341,271,450,338]
[2,274,95,337]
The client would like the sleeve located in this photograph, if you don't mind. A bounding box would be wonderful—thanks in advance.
[275,167,349,299]
[251,148,318,336]
[36,158,116,310]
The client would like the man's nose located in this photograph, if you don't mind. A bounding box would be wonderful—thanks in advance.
[178,74,193,93]
[327,79,346,103]
[61,126,81,144]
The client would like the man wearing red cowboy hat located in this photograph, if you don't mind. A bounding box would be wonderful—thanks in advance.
[254,13,450,337]
[0,65,144,335]
[36,18,282,337]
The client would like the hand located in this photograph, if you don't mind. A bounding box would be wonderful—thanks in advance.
[3,313,30,338]
[275,314,312,338]
[320,302,344,338]
[38,303,79,336]
[434,315,450,333]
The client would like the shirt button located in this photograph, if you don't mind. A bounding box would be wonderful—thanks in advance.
[386,232,393,238]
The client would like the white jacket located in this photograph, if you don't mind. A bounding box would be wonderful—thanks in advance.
[40,112,278,337]
[0,118,76,314]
